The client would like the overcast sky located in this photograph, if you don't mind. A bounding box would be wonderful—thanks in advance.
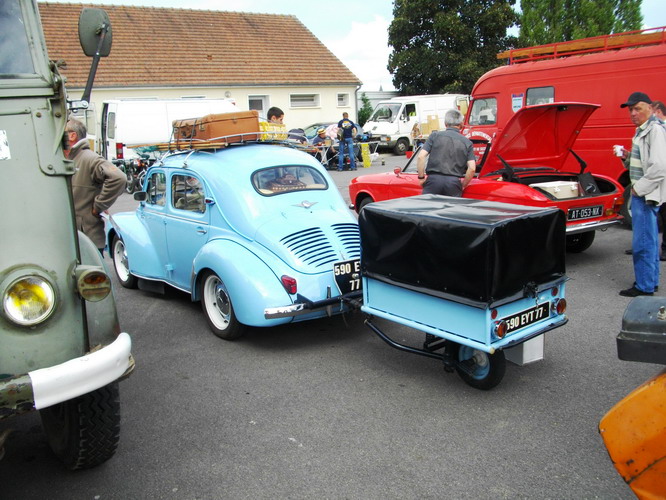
[46,0,666,92]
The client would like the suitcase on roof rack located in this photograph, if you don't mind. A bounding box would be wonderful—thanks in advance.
[173,110,261,145]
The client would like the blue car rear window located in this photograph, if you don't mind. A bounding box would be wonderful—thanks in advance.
[252,166,328,196]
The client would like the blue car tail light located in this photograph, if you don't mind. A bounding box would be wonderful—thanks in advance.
[281,275,297,294]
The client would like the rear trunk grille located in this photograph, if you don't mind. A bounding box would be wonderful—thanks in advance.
[280,224,360,269]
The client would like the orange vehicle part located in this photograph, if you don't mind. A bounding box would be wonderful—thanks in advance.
[599,369,666,499]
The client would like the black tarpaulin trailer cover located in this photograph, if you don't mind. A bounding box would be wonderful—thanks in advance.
[359,195,566,308]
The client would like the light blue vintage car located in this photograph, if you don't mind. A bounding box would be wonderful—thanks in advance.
[106,144,361,339]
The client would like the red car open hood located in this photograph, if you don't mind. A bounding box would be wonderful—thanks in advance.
[479,102,599,177]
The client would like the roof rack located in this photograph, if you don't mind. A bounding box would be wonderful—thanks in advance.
[497,26,666,64]
[131,131,315,155]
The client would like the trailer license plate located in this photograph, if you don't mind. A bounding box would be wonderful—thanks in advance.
[568,205,602,220]
[333,259,361,294]
[503,302,550,334]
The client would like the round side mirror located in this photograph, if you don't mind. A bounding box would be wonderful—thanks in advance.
[78,8,112,57]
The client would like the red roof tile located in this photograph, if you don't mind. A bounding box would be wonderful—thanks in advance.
[38,2,361,88]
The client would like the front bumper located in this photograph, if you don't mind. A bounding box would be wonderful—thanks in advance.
[264,290,363,319]
[0,332,133,419]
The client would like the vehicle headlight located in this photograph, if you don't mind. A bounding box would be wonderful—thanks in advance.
[76,267,111,302]
[3,275,56,326]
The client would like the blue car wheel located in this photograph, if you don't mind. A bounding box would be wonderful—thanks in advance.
[112,236,137,289]
[454,344,506,390]
[200,271,245,340]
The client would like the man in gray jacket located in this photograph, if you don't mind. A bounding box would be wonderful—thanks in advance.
[618,92,666,297]
[65,119,126,254]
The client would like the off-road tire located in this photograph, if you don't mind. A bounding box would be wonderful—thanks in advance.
[40,382,121,470]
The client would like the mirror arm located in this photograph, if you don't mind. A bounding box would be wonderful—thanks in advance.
[80,22,109,106]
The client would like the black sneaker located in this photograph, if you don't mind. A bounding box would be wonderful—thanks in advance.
[619,286,654,297]
[633,282,658,292]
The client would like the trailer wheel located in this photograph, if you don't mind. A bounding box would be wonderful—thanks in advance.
[453,344,506,390]
[566,231,595,253]
[40,382,121,470]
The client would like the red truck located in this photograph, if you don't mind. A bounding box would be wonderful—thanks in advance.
[462,26,666,223]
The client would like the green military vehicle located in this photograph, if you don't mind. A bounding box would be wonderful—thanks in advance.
[0,1,133,469]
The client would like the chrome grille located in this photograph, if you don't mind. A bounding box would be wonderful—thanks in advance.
[280,224,360,269]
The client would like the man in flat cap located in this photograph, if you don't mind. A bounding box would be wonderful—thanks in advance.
[618,92,666,297]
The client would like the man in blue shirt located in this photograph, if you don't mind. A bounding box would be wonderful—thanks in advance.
[337,112,357,171]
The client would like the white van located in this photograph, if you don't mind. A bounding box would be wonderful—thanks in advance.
[100,98,238,160]
[362,94,469,155]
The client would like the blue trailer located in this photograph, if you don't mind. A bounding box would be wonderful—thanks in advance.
[356,195,569,389]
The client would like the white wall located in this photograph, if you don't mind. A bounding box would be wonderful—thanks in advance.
[68,84,359,137]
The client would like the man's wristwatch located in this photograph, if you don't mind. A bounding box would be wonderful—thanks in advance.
[418,175,425,179]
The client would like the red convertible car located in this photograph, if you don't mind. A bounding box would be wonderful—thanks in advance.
[349,102,624,252]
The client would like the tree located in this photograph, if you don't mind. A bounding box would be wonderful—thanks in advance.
[519,0,643,46]
[387,0,519,95]
[357,93,374,126]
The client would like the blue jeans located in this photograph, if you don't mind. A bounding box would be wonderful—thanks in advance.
[338,138,356,170]
[631,195,660,292]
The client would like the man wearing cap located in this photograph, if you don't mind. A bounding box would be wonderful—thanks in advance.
[311,127,335,166]
[618,92,666,297]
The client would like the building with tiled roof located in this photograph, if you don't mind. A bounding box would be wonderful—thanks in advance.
[38,2,362,130]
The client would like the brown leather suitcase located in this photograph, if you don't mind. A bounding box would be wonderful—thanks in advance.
[172,110,261,145]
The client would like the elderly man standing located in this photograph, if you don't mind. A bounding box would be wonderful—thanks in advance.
[618,92,666,297]
[65,118,126,254]
[416,109,475,196]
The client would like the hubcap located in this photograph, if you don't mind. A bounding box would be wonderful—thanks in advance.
[459,346,490,379]
[114,242,130,281]
[206,276,230,330]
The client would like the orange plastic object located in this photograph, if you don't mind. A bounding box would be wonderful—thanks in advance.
[599,369,666,499]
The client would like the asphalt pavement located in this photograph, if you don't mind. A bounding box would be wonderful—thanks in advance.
[0,151,660,499]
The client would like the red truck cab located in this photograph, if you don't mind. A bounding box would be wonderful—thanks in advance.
[463,26,666,223]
